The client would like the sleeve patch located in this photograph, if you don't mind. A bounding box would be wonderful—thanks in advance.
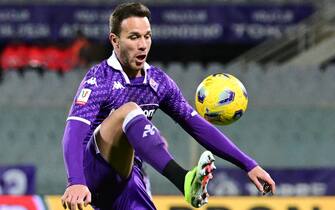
[75,88,92,105]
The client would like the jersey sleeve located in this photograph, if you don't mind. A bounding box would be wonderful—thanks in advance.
[159,75,195,122]
[67,66,111,125]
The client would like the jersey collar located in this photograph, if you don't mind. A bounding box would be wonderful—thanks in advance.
[107,51,150,84]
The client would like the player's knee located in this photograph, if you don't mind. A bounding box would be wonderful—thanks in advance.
[121,103,146,132]
[102,102,142,128]
[110,102,143,123]
[119,102,141,113]
[98,102,144,145]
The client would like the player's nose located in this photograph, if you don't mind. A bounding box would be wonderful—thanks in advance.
[138,37,147,51]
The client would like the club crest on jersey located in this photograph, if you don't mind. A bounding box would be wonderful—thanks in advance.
[149,78,159,92]
[113,81,125,90]
[76,88,92,105]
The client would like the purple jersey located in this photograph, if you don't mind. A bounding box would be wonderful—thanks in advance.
[67,52,195,147]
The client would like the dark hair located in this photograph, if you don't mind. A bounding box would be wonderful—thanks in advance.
[109,2,151,35]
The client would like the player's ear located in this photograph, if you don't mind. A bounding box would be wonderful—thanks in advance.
[109,33,119,49]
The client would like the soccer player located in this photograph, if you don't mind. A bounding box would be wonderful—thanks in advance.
[61,2,275,210]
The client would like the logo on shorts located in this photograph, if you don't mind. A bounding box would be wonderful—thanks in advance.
[76,88,91,105]
[142,124,157,137]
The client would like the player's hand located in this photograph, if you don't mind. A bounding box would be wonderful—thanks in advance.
[61,184,91,210]
[247,166,276,195]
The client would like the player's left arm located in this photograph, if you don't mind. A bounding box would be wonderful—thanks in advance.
[160,76,275,194]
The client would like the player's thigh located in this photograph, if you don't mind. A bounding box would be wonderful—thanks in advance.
[96,130,134,178]
[95,102,139,178]
[83,137,129,208]
[83,145,156,210]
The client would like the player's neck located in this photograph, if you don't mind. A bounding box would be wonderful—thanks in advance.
[123,68,144,78]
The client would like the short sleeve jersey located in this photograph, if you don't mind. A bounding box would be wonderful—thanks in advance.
[67,52,195,146]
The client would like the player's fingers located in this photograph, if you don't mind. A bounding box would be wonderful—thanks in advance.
[263,182,272,194]
[66,200,72,210]
[252,177,264,193]
[271,182,276,193]
[69,195,78,210]
[259,171,275,194]
[65,195,73,210]
[61,191,68,209]
[75,197,84,210]
[70,201,77,210]
[77,203,83,210]
[61,193,68,209]
[61,199,67,209]
[66,201,72,210]
[264,177,276,194]
[77,193,87,210]
[84,191,92,207]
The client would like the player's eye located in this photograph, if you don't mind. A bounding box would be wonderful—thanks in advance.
[129,35,139,40]
[145,34,152,39]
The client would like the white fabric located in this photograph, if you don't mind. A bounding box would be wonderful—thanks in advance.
[122,108,145,132]
[107,51,150,84]
[67,116,91,125]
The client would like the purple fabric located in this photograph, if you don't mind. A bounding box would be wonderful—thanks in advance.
[84,138,156,210]
[159,75,195,122]
[180,114,258,172]
[68,61,194,146]
[124,114,173,173]
[112,166,156,210]
[62,120,90,186]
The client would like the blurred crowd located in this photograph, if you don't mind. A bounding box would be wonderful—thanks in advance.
[0,31,109,80]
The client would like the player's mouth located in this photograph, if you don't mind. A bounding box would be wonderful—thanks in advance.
[135,54,146,65]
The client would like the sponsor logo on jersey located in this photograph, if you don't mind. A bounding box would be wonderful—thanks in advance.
[113,81,125,90]
[143,109,156,118]
[139,104,159,119]
[85,77,97,86]
[76,88,91,105]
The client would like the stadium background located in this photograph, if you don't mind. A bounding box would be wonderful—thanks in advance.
[1,0,335,209]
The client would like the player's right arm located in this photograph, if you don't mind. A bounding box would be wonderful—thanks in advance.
[61,120,91,210]
[61,66,110,210]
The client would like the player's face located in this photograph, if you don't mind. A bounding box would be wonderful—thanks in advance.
[112,16,152,73]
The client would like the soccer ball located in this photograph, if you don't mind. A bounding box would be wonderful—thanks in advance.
[195,73,248,125]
